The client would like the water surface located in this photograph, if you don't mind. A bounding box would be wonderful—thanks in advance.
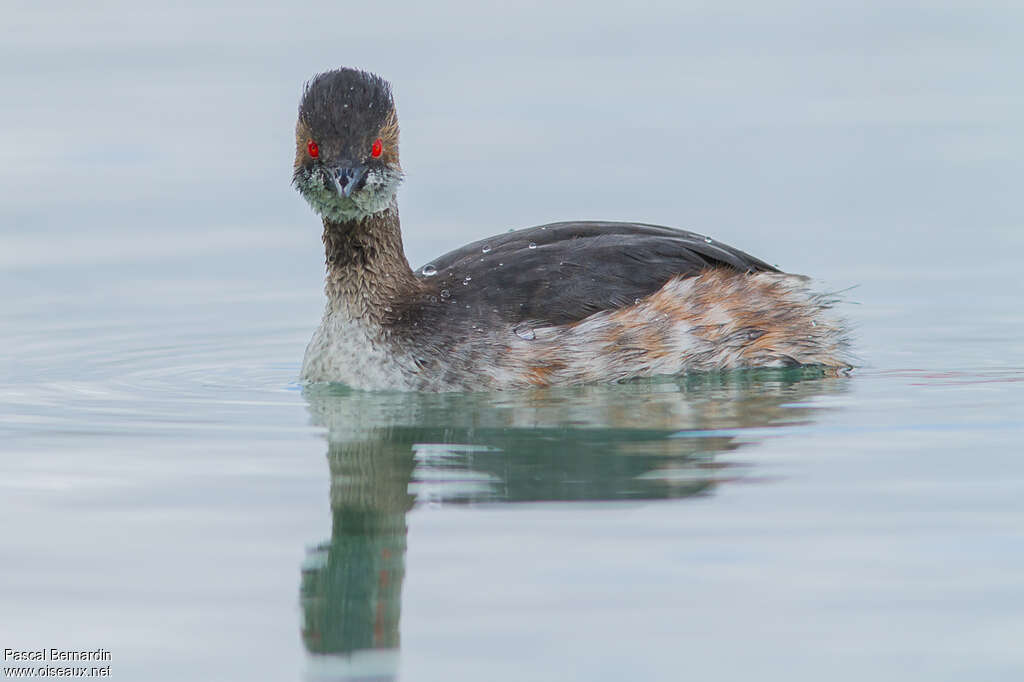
[2,1,1023,680]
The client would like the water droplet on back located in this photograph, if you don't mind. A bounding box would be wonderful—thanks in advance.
[514,326,536,340]
[440,289,451,299]
[482,245,492,253]
[528,242,537,249]
[704,237,713,244]
[422,264,437,276]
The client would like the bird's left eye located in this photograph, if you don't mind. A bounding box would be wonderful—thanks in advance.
[371,138,383,158]
[307,140,319,158]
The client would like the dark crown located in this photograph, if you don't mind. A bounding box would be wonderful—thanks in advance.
[298,68,394,140]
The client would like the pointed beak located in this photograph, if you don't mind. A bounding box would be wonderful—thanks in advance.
[329,165,368,198]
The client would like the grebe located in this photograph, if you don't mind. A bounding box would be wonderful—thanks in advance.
[293,67,850,391]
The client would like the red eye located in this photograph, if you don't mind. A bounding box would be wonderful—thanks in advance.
[371,138,383,158]
[307,140,319,158]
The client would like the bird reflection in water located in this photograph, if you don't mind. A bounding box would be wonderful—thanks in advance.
[299,369,846,681]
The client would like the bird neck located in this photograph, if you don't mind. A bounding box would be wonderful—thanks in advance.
[321,205,420,323]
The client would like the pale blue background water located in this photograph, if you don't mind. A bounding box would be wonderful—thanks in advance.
[1,2,1022,680]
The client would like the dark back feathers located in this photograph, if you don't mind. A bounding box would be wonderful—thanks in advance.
[412,221,780,328]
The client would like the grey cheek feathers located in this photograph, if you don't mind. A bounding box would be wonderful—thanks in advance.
[298,167,403,221]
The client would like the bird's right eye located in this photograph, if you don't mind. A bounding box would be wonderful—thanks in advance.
[307,140,319,158]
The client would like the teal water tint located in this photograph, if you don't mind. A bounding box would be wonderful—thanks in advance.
[297,370,1024,681]
[3,1,1024,680]
[299,372,842,678]
[6,341,1020,681]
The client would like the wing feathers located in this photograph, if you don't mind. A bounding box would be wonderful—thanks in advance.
[416,221,779,328]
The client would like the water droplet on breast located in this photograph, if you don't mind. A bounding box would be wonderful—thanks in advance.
[383,305,393,313]
[704,237,713,244]
[440,289,451,299]
[481,244,491,253]
[634,298,642,305]
[514,326,536,340]
[462,276,472,285]
[421,264,437,276]
[528,242,537,249]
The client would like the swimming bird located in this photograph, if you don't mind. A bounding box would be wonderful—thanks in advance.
[293,67,850,391]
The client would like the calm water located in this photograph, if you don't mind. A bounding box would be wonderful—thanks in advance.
[2,2,1023,680]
